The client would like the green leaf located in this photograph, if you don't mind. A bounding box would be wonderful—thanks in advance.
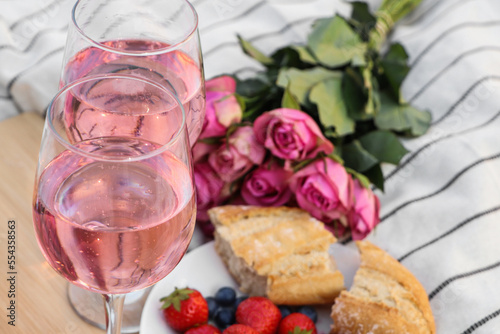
[281,85,301,110]
[342,140,379,172]
[342,68,368,121]
[351,2,376,26]
[291,45,318,65]
[358,130,408,165]
[276,67,341,105]
[364,164,385,191]
[237,35,274,66]
[375,93,432,136]
[308,15,366,68]
[309,77,355,136]
[380,43,410,101]
[271,47,304,68]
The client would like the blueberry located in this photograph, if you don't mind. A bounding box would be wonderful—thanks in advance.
[297,305,318,323]
[278,305,292,318]
[234,295,248,308]
[206,297,220,319]
[214,307,236,328]
[214,287,237,306]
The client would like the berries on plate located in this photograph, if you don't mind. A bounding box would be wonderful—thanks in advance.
[278,313,317,334]
[296,306,317,323]
[160,287,209,332]
[223,324,259,334]
[186,324,222,334]
[235,297,281,334]
[214,307,236,329]
[215,287,237,306]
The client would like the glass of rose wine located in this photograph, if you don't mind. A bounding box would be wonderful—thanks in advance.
[59,0,205,330]
[33,74,196,334]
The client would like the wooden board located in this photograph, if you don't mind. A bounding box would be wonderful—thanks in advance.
[0,113,104,334]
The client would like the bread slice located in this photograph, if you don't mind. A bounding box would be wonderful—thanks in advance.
[208,205,345,305]
[330,241,436,334]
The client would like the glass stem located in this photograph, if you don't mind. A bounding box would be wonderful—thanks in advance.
[103,294,126,334]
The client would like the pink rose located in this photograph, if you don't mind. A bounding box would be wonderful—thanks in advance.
[348,180,380,240]
[209,126,266,183]
[241,162,293,206]
[194,162,228,222]
[254,108,334,161]
[200,76,242,139]
[290,158,353,223]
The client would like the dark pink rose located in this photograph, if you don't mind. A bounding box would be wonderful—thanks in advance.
[200,76,242,139]
[253,108,333,161]
[241,162,293,206]
[348,179,380,240]
[290,158,353,223]
[194,162,228,222]
[209,126,266,183]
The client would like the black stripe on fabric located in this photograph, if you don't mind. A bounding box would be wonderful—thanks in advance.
[0,25,67,54]
[204,16,317,57]
[398,205,500,262]
[410,21,500,68]
[461,308,500,334]
[432,75,500,126]
[6,46,64,97]
[380,152,500,222]
[428,259,500,300]
[385,110,500,182]
[408,46,500,103]
[9,0,64,30]
[200,1,267,34]
[396,0,475,41]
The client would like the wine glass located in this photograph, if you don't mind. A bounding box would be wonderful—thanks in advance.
[60,1,205,330]
[61,0,205,146]
[32,74,196,334]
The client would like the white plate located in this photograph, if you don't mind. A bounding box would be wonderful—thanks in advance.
[140,241,360,334]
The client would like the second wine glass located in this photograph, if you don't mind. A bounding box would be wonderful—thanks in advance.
[62,0,205,146]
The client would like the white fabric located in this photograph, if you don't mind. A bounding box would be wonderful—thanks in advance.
[2,0,500,332]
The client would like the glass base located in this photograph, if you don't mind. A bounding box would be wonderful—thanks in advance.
[67,284,151,333]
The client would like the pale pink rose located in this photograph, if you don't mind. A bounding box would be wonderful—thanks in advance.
[200,76,242,139]
[209,126,266,183]
[194,162,227,222]
[348,180,380,240]
[254,108,334,162]
[290,158,353,223]
[241,162,293,206]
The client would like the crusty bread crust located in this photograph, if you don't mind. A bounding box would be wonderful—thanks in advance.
[209,205,345,305]
[330,241,436,334]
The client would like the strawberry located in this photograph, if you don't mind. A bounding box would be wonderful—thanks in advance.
[223,324,260,334]
[235,297,281,334]
[160,287,209,332]
[186,324,222,334]
[278,313,317,334]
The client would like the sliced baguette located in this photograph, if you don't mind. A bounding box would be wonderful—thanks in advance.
[209,205,345,305]
[330,241,436,334]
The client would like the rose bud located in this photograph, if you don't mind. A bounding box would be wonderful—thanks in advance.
[200,76,242,140]
[253,108,333,162]
[209,126,266,183]
[348,179,381,240]
[241,162,293,206]
[290,158,353,223]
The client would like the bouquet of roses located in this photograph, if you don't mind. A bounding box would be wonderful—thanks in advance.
[194,0,427,240]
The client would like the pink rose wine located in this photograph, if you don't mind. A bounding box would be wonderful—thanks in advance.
[33,138,196,294]
[61,39,205,145]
